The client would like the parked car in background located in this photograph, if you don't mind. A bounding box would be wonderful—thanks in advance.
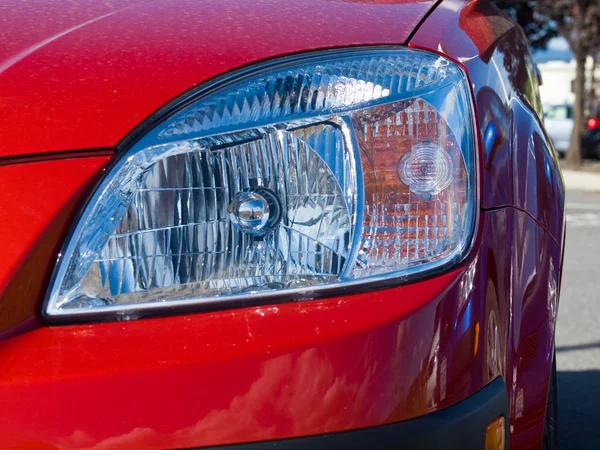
[0,1,565,449]
[584,106,600,158]
[544,104,600,158]
[583,124,600,159]
[544,104,573,156]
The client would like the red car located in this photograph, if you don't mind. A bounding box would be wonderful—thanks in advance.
[0,0,565,449]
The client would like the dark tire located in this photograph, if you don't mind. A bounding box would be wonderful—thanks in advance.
[542,352,559,450]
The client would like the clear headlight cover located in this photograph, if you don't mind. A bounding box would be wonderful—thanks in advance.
[46,48,477,319]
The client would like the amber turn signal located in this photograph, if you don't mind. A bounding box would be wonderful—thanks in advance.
[485,416,505,450]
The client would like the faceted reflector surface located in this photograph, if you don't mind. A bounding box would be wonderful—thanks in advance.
[47,49,475,316]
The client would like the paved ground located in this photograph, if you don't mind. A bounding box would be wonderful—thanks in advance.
[562,170,600,193]
[556,190,600,449]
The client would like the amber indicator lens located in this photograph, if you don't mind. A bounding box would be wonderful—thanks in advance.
[485,416,505,450]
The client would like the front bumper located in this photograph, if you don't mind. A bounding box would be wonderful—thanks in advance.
[200,377,508,450]
[0,265,493,449]
[0,158,511,449]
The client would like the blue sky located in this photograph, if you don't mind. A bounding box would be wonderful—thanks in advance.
[532,37,573,63]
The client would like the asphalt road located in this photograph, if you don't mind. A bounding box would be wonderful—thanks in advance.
[556,190,600,449]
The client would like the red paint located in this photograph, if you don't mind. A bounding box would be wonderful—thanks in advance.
[0,206,561,449]
[0,203,496,450]
[0,270,464,449]
[0,156,111,335]
[0,156,110,293]
[0,0,435,158]
[0,0,565,449]
[507,209,561,450]
[411,1,565,448]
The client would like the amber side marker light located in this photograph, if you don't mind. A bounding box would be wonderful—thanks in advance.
[485,416,505,450]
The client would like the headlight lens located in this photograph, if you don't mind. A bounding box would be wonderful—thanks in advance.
[46,48,477,319]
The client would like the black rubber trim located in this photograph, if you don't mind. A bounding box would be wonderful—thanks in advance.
[186,377,509,450]
[0,148,115,167]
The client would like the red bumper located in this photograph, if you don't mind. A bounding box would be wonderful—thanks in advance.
[0,156,508,449]
[0,264,494,449]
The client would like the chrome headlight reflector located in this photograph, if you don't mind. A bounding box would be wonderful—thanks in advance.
[46,48,477,319]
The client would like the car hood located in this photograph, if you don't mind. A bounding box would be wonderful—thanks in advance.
[0,0,436,159]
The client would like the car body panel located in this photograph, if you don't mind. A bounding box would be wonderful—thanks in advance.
[0,0,436,159]
[0,206,535,449]
[411,1,564,448]
[0,0,565,449]
[0,155,111,337]
[0,206,560,450]
[411,0,564,243]
[507,208,560,450]
[511,100,565,244]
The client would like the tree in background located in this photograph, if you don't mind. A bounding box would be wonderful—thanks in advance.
[500,2,558,49]
[535,0,600,166]
[589,54,598,116]
[499,0,600,167]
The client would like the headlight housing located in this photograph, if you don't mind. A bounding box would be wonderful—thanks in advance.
[45,48,477,320]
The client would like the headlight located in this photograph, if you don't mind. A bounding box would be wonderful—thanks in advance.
[45,48,477,320]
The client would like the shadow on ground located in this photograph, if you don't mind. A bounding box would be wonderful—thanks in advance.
[557,367,600,449]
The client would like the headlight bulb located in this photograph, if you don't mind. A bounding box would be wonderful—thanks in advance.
[228,188,282,236]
